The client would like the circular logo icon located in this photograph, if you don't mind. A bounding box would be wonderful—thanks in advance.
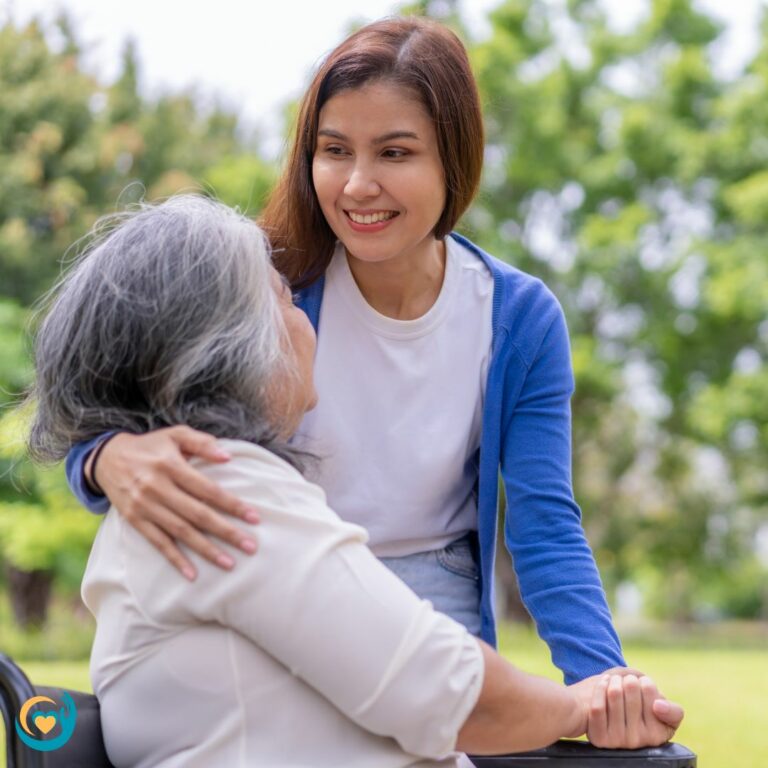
[15,693,77,752]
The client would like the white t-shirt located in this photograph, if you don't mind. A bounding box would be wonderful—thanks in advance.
[82,441,484,768]
[297,237,494,556]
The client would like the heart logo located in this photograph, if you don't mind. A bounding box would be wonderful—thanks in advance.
[33,713,57,735]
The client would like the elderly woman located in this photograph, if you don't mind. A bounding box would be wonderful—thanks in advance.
[28,197,680,767]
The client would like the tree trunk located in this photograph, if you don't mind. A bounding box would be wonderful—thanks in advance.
[5,564,53,629]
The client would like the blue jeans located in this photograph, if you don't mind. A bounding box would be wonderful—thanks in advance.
[379,533,482,637]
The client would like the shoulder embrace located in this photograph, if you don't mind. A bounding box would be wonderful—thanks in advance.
[192,440,367,540]
[192,439,328,511]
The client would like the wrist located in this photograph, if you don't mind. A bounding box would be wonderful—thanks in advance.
[562,685,588,739]
[85,432,121,495]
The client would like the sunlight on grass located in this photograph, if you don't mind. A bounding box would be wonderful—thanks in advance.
[498,623,768,767]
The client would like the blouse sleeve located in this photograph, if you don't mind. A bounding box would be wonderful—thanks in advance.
[119,445,484,760]
[500,300,626,683]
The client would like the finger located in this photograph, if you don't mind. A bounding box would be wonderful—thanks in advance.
[160,482,258,555]
[622,675,643,749]
[639,676,677,745]
[167,426,232,462]
[652,698,685,730]
[134,519,197,581]
[606,674,626,746]
[147,504,239,571]
[640,675,661,726]
[588,674,610,746]
[168,460,259,522]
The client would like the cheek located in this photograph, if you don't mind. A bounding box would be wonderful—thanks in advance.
[311,161,335,209]
[288,313,316,361]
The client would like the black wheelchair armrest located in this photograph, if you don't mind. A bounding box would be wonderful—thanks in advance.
[470,738,697,766]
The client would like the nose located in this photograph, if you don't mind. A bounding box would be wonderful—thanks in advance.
[343,162,380,200]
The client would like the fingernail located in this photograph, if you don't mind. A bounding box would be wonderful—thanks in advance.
[240,538,257,554]
[244,508,260,523]
[214,451,231,461]
[654,699,671,715]
[216,553,235,569]
[182,566,196,581]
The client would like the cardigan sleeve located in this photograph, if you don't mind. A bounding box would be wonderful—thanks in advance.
[120,444,484,760]
[499,299,626,684]
[65,435,114,514]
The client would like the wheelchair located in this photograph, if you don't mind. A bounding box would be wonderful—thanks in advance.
[0,653,696,767]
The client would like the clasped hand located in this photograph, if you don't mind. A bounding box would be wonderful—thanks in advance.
[569,668,684,750]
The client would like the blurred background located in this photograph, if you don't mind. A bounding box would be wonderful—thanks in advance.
[0,0,766,764]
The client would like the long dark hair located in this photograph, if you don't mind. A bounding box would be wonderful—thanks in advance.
[261,16,485,289]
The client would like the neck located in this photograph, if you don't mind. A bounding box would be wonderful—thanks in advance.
[345,238,446,320]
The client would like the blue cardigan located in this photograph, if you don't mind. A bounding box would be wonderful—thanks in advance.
[65,232,625,683]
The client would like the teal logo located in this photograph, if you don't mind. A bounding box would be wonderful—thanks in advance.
[15,693,77,752]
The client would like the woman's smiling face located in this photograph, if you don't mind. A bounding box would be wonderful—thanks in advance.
[312,80,446,266]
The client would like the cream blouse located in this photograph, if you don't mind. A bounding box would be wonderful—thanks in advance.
[81,439,484,767]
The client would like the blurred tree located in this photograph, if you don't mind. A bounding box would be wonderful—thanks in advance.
[0,14,274,629]
[0,15,273,304]
[0,17,99,303]
[0,405,100,628]
[467,0,767,619]
[0,302,99,629]
[0,300,31,408]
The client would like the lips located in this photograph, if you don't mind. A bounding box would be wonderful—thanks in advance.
[343,209,400,233]
[345,210,399,225]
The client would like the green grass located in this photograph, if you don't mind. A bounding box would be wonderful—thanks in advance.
[497,623,768,767]
[2,624,767,766]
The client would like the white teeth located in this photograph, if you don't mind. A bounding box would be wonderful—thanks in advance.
[348,211,396,224]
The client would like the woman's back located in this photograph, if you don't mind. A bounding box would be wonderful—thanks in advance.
[82,440,483,768]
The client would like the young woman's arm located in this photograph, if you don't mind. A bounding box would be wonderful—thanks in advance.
[66,427,259,579]
[498,288,624,682]
[499,300,684,736]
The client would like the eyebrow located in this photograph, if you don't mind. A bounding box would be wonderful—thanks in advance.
[317,129,421,143]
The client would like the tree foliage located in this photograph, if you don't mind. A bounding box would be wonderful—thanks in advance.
[466,0,767,619]
[0,17,274,304]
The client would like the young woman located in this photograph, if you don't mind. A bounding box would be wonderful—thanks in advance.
[30,197,682,766]
[68,17,638,684]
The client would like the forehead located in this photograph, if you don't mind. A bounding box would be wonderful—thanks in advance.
[317,81,433,133]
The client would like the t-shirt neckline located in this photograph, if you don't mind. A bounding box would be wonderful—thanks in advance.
[331,239,460,340]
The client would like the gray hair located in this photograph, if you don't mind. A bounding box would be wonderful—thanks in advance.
[28,195,301,466]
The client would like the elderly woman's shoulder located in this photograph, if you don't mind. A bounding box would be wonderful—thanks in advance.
[190,438,330,511]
